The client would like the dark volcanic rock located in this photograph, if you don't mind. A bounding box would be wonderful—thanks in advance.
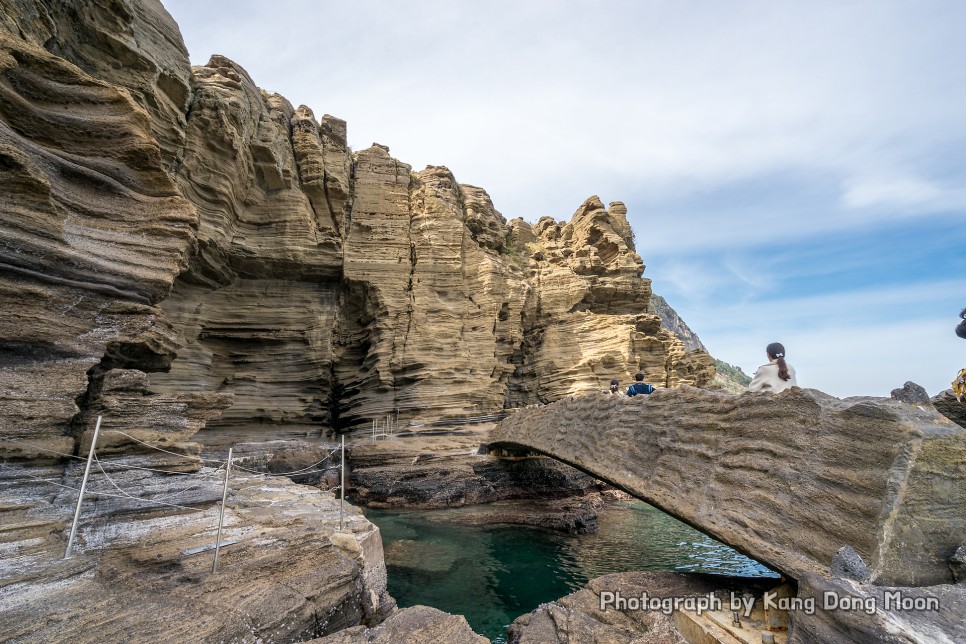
[346,427,604,512]
[932,389,966,429]
[890,381,931,405]
[951,545,966,584]
[830,545,871,583]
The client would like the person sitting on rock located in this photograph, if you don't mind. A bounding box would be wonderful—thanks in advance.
[748,342,798,392]
[608,378,621,395]
[626,372,655,396]
[953,308,966,404]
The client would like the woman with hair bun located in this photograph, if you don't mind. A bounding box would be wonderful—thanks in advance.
[748,342,798,393]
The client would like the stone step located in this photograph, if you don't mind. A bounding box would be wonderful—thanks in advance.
[675,607,787,644]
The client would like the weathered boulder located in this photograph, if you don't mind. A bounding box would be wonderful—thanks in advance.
[490,388,966,587]
[932,389,966,429]
[309,605,489,644]
[891,381,931,405]
[790,573,966,643]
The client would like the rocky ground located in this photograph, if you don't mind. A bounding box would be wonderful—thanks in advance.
[0,464,392,643]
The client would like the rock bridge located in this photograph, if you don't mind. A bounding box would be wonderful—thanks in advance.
[489,387,966,587]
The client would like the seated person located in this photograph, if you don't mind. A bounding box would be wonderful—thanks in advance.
[748,342,798,393]
[626,372,655,396]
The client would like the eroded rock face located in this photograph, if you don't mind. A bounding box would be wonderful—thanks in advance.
[0,7,208,465]
[490,388,966,587]
[346,425,603,515]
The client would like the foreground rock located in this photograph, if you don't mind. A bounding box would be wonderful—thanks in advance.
[309,605,488,644]
[510,570,966,644]
[509,571,775,644]
[792,573,966,643]
[491,388,966,587]
[0,465,392,642]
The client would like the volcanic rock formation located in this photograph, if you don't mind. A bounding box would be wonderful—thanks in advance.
[0,0,714,457]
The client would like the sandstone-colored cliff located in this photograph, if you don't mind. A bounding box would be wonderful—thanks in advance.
[1,0,713,453]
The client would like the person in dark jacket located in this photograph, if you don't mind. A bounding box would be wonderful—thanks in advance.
[626,372,655,396]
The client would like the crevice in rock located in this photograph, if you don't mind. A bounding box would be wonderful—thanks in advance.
[68,340,174,441]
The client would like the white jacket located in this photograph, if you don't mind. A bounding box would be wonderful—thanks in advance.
[748,362,798,393]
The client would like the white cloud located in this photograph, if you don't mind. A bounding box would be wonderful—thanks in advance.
[712,318,965,399]
[158,0,966,400]
[842,175,966,211]
[670,279,966,397]
[161,0,966,228]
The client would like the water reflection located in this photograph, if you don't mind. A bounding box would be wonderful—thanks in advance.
[365,499,778,643]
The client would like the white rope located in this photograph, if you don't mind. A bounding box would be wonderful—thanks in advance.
[5,464,205,513]
[1,437,225,477]
[230,446,339,477]
[7,430,343,487]
[91,454,208,513]
[92,453,226,503]
[102,430,227,465]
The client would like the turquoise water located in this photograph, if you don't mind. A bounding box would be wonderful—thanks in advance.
[364,500,778,642]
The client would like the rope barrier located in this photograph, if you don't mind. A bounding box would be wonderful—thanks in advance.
[92,452,226,504]
[1,437,228,477]
[102,430,227,465]
[230,446,340,477]
[90,454,209,513]
[4,463,206,514]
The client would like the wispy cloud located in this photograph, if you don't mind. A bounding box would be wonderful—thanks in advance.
[160,0,966,398]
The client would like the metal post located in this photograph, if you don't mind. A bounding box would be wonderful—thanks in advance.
[212,447,233,574]
[339,435,345,531]
[65,415,102,559]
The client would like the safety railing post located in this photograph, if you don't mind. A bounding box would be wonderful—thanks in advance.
[211,447,233,574]
[339,435,345,531]
[65,415,102,559]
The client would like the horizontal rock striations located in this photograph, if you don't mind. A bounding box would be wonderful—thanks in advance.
[1,0,714,452]
[490,388,966,588]
[0,464,393,642]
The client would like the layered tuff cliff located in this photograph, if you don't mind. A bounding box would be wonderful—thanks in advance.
[0,0,713,455]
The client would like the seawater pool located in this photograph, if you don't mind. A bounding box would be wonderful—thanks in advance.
[364,500,778,642]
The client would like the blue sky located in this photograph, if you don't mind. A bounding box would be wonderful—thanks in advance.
[160,0,966,397]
